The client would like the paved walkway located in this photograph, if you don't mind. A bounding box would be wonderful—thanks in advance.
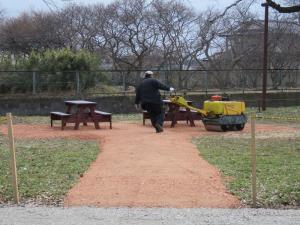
[1,207,300,225]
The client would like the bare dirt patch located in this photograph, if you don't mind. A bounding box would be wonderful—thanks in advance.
[1,121,298,208]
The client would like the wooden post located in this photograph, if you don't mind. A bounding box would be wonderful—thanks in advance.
[251,114,257,207]
[6,113,20,204]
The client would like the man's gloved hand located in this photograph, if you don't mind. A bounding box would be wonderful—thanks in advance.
[169,87,175,92]
[135,104,140,110]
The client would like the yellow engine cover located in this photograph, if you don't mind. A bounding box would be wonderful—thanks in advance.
[203,100,245,115]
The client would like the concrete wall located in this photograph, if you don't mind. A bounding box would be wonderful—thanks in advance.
[0,92,299,116]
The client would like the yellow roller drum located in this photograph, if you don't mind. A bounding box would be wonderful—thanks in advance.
[203,101,245,115]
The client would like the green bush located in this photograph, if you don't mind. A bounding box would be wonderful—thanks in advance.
[0,49,104,93]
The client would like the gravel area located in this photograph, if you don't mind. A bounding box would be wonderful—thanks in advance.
[1,207,300,225]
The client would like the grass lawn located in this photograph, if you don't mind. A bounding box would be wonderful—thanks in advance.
[0,135,99,205]
[193,136,300,208]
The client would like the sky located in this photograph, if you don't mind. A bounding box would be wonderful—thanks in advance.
[0,0,264,18]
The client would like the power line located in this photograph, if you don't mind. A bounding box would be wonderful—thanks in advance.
[42,0,59,12]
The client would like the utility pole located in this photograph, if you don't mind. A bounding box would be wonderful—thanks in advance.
[261,2,269,111]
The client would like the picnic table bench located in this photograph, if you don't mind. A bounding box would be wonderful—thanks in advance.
[95,110,112,129]
[50,112,71,128]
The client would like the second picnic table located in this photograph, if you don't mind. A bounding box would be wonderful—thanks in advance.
[143,99,198,127]
[163,99,196,127]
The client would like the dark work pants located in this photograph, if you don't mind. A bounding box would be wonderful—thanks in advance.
[142,102,164,127]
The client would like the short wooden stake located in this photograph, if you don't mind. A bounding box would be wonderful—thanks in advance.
[6,113,20,204]
[251,115,257,207]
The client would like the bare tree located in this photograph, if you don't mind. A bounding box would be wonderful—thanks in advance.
[0,6,4,21]
[32,12,65,49]
[0,12,65,54]
[93,3,121,67]
[0,13,43,54]
[266,13,300,88]
[100,0,160,73]
[55,4,96,51]
[153,0,196,68]
[94,1,129,70]
[152,0,201,90]
[192,0,256,89]
[219,0,300,90]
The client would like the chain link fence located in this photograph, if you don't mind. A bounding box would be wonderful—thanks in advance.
[0,69,299,97]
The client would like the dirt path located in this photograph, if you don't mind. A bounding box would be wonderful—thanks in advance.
[2,121,298,208]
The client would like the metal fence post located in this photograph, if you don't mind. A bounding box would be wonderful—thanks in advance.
[32,71,36,95]
[242,72,245,95]
[122,72,126,96]
[76,71,80,96]
[280,70,283,92]
[204,70,208,96]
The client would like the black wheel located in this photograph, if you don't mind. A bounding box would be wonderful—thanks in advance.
[228,125,236,131]
[221,125,228,132]
[236,124,245,131]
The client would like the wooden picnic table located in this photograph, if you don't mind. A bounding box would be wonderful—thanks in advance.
[65,100,100,130]
[50,100,112,130]
[163,99,196,127]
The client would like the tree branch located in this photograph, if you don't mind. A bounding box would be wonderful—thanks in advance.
[266,0,300,13]
[209,0,244,23]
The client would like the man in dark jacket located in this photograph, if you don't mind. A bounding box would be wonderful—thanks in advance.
[135,71,174,133]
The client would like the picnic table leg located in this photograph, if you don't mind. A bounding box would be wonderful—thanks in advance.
[171,107,179,128]
[74,107,83,130]
[66,105,72,114]
[143,114,146,125]
[74,115,80,130]
[62,120,67,130]
[93,118,100,129]
[90,106,100,129]
[186,109,195,127]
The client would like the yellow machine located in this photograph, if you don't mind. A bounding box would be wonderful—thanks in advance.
[203,100,245,116]
[170,95,247,131]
